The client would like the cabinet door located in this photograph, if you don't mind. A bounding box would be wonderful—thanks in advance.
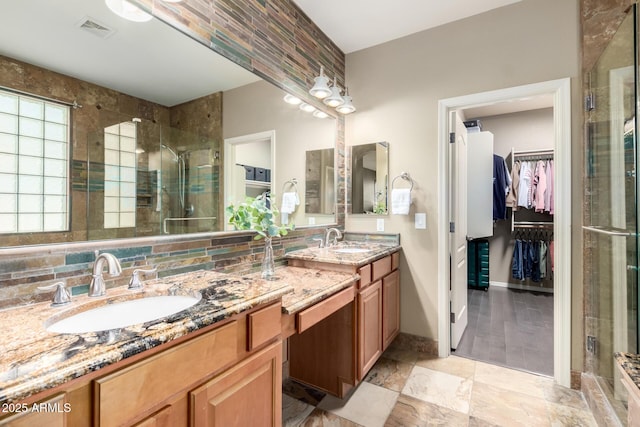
[132,393,188,427]
[357,280,382,380]
[133,404,176,427]
[0,394,66,427]
[382,270,400,350]
[190,341,282,427]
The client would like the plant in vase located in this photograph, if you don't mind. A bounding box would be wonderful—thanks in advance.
[226,194,294,279]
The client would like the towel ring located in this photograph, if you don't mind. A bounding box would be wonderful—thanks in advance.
[391,172,413,192]
[282,178,298,193]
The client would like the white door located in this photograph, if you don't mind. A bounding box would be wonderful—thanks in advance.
[450,111,468,350]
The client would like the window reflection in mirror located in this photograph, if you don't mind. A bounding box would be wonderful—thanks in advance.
[351,142,389,215]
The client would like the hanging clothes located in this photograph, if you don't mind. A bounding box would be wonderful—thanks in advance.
[534,160,547,213]
[511,237,553,282]
[512,239,524,280]
[506,160,520,210]
[493,154,510,220]
[548,160,555,215]
[544,159,553,213]
[517,161,532,209]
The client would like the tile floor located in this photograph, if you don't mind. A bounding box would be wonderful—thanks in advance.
[454,286,554,376]
[282,341,597,426]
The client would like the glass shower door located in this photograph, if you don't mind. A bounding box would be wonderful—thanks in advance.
[584,4,638,415]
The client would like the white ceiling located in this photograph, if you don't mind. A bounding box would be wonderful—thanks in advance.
[1,0,548,115]
[293,0,523,54]
[0,0,259,107]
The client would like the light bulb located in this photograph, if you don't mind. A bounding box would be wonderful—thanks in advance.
[309,66,332,99]
[105,0,152,22]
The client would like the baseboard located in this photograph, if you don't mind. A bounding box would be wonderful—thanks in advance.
[391,332,438,356]
[581,373,624,426]
[490,281,554,294]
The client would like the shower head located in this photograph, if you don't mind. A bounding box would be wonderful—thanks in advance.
[161,144,180,162]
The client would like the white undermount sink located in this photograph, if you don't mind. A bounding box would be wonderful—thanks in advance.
[46,294,201,334]
[331,247,371,254]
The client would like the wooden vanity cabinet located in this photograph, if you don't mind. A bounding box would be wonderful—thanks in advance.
[288,250,401,395]
[1,301,282,427]
[357,280,382,380]
[382,269,400,350]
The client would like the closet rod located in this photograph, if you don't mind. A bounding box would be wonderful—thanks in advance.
[513,221,554,228]
[513,148,554,157]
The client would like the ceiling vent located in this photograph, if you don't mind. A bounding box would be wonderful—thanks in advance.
[76,16,116,39]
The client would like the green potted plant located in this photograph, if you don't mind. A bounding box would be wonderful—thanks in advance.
[226,194,293,279]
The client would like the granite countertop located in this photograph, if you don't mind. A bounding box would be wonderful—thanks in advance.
[0,270,292,404]
[615,352,640,391]
[248,266,359,314]
[285,241,401,267]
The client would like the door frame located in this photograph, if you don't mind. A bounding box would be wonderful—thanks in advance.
[436,78,572,387]
[223,130,276,227]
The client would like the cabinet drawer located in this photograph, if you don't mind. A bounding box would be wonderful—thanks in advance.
[372,255,392,282]
[0,394,66,427]
[357,264,372,289]
[391,252,400,271]
[248,302,282,351]
[297,286,355,333]
[95,321,239,427]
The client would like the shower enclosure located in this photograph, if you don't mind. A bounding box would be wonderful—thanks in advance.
[584,4,639,419]
[87,113,220,240]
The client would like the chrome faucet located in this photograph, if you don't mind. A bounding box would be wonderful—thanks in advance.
[38,282,72,306]
[89,252,122,297]
[324,228,342,247]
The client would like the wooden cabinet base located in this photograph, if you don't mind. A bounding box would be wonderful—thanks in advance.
[289,302,356,398]
[190,341,282,427]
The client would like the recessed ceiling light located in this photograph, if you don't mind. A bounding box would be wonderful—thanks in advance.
[299,103,316,113]
[313,110,328,119]
[283,94,302,105]
[105,0,153,22]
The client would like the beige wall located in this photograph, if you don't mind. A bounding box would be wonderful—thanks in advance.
[345,0,582,369]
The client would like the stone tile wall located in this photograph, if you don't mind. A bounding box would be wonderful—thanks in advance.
[0,227,325,309]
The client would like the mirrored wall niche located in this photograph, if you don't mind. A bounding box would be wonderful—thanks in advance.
[0,0,341,248]
[350,142,389,215]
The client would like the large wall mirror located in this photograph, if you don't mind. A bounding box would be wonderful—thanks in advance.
[0,0,337,247]
[350,142,389,215]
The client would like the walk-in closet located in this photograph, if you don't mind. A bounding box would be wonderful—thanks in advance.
[454,106,555,376]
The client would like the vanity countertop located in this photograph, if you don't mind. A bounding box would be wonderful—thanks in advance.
[284,241,401,267]
[615,352,640,391]
[249,266,359,314]
[0,270,292,405]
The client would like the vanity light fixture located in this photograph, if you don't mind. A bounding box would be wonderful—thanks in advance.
[323,77,344,108]
[283,94,302,105]
[105,0,152,22]
[336,87,356,114]
[309,66,332,99]
[312,110,329,119]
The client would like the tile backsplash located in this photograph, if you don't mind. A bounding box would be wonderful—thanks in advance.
[0,229,324,309]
